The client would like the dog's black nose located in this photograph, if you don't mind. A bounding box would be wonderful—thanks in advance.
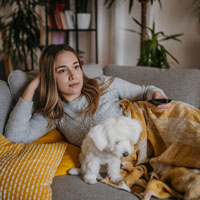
[123,152,129,157]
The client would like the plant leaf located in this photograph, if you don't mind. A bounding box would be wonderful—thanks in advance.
[124,28,140,35]
[160,33,183,42]
[128,0,134,13]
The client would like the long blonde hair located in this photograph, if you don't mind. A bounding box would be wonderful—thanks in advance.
[37,44,113,126]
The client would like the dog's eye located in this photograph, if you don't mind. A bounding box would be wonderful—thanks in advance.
[115,141,120,145]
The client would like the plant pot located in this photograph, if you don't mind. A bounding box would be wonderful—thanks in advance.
[77,13,91,29]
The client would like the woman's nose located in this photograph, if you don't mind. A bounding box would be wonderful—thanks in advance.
[68,70,76,80]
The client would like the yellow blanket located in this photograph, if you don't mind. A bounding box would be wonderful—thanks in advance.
[101,100,200,200]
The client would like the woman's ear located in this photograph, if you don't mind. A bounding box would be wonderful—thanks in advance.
[88,125,108,151]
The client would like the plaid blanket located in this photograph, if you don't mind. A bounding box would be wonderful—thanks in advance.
[101,100,200,200]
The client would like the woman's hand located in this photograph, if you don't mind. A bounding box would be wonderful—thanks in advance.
[22,74,40,102]
[145,92,171,113]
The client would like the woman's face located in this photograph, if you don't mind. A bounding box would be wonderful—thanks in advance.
[54,50,83,102]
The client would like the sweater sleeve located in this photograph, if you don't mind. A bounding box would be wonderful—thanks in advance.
[111,77,167,101]
[4,97,55,143]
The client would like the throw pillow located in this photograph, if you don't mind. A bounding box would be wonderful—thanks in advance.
[0,133,67,200]
[55,143,80,176]
[31,129,81,176]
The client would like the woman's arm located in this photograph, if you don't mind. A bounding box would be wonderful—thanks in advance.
[112,77,167,101]
[22,74,40,102]
[111,77,171,112]
[4,75,55,143]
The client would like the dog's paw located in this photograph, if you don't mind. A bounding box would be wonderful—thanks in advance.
[83,175,97,184]
[110,174,124,183]
[68,168,81,175]
[117,181,131,192]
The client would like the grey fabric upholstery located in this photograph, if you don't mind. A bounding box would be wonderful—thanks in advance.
[82,63,103,78]
[0,80,13,133]
[52,175,139,200]
[104,64,200,108]
[52,175,176,200]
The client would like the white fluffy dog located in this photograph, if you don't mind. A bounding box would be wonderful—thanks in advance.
[69,116,142,184]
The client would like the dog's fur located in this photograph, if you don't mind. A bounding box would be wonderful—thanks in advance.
[69,116,142,184]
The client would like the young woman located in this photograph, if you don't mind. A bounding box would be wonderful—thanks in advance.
[4,44,170,146]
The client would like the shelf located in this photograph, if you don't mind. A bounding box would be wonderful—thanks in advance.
[48,28,97,32]
[45,0,98,63]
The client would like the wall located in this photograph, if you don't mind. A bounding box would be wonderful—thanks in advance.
[150,0,200,69]
[98,0,200,69]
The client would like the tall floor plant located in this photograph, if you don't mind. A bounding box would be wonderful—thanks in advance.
[104,0,183,68]
[127,19,183,68]
[104,0,161,54]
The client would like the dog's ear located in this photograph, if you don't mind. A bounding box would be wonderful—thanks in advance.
[88,124,108,151]
[125,118,142,144]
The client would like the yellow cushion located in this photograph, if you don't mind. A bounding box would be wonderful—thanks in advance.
[0,133,67,200]
[31,129,66,144]
[55,143,80,176]
[31,129,81,176]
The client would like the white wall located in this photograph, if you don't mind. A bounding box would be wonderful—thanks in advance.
[150,0,200,69]
[98,0,200,69]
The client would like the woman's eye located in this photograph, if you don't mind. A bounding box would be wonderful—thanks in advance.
[59,69,66,73]
[74,65,80,69]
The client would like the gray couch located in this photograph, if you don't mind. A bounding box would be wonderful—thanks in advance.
[0,64,200,200]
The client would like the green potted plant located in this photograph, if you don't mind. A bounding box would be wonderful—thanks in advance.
[104,0,183,68]
[104,0,161,52]
[76,0,91,29]
[127,18,183,68]
[0,0,41,71]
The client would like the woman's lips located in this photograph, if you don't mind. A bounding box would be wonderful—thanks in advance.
[69,82,79,88]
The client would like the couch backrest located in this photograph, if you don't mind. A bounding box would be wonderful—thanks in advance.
[104,64,200,108]
[0,80,13,133]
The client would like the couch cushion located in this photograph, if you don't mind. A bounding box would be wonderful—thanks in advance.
[104,65,200,108]
[52,175,173,200]
[52,175,137,200]
[0,80,13,133]
[82,63,103,78]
